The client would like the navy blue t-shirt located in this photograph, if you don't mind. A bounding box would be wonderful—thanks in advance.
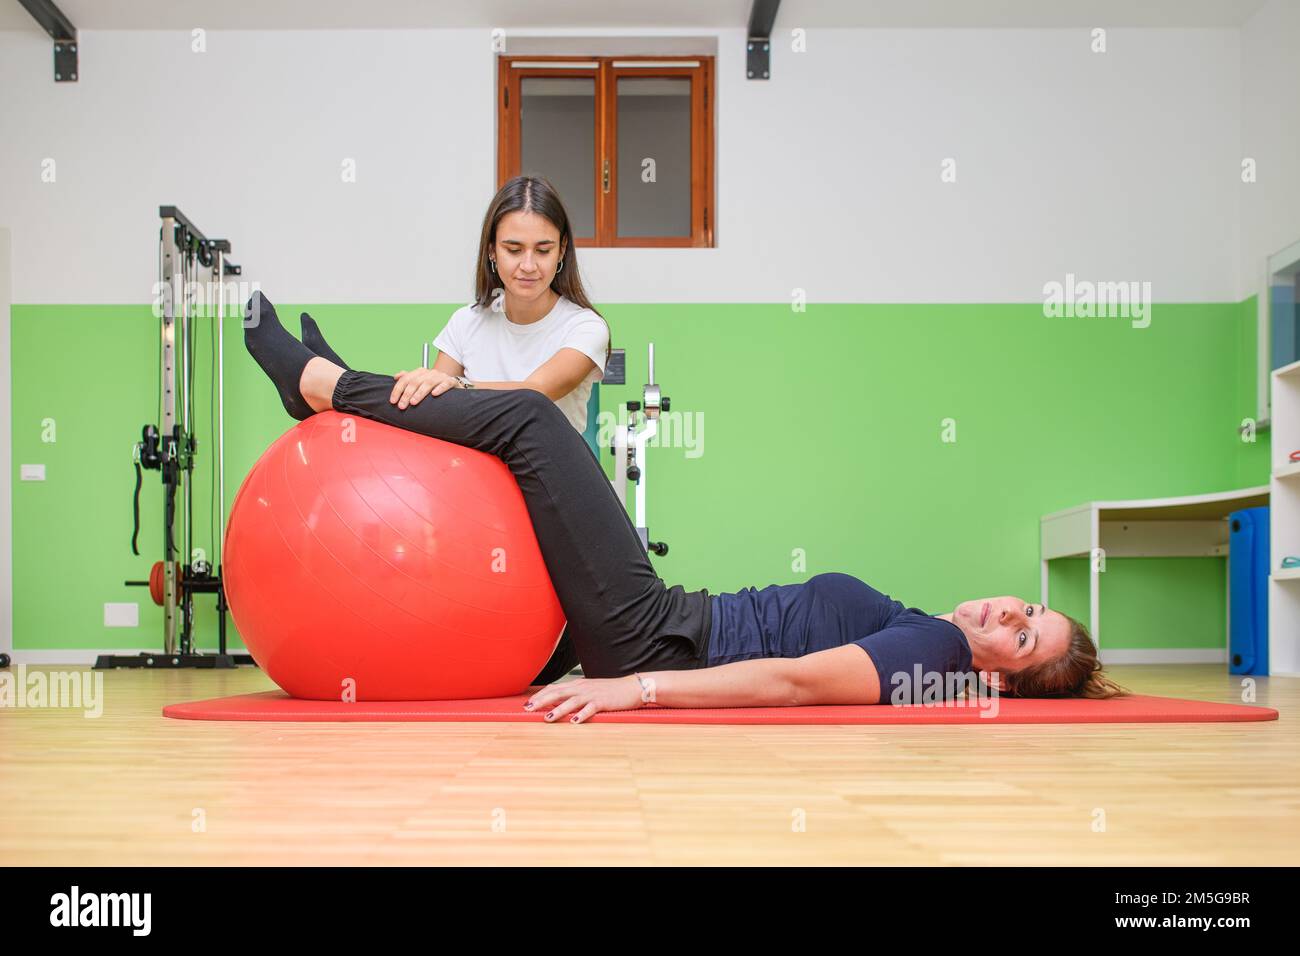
[706,572,973,704]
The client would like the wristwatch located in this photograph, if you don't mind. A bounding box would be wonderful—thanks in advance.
[455,375,475,389]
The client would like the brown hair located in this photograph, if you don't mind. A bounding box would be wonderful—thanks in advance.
[472,175,612,365]
[1001,614,1128,699]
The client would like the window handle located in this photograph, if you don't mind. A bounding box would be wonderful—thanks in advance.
[602,158,610,194]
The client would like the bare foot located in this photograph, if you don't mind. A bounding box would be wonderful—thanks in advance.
[299,356,344,413]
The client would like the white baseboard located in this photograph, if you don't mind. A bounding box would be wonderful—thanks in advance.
[1099,648,1227,664]
[2,649,249,666]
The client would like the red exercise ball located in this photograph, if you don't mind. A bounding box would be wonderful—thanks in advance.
[223,410,565,700]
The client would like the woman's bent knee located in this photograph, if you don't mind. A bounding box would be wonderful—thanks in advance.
[508,387,569,430]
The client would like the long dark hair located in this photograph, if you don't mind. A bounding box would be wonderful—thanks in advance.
[473,176,611,365]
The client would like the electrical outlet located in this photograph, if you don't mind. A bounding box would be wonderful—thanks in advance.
[104,603,139,627]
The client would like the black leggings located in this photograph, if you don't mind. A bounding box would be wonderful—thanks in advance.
[329,370,712,682]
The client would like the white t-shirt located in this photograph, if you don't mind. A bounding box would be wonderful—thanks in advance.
[432,295,609,433]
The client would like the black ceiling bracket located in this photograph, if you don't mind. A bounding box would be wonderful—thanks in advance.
[18,0,79,82]
[746,0,781,80]
[54,39,78,82]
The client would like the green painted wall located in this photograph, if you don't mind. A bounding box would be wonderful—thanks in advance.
[1233,295,1272,488]
[10,299,1268,653]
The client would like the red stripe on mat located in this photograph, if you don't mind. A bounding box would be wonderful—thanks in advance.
[162,689,1278,724]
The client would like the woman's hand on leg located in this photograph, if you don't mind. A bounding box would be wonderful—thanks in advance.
[389,369,462,408]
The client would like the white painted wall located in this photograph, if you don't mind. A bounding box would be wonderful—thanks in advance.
[1238,0,1300,298]
[0,25,1244,305]
[0,227,10,659]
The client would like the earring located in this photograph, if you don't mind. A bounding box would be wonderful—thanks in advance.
[488,258,496,273]
[556,258,564,275]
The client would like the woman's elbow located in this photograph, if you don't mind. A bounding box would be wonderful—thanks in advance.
[522,380,567,402]
[789,648,882,706]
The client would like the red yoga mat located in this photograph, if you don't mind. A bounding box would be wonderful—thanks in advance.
[163,689,1278,724]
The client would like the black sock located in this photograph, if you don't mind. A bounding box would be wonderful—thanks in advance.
[242,291,318,421]
[299,311,352,370]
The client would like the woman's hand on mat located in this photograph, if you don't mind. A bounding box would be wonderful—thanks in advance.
[523,676,646,724]
[389,368,462,408]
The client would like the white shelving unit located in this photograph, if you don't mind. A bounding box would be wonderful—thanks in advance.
[1270,357,1300,675]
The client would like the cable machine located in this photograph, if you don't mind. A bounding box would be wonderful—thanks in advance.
[610,343,672,557]
[97,206,252,670]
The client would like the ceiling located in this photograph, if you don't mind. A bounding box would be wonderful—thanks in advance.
[0,0,1273,32]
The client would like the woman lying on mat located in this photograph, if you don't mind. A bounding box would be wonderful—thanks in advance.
[244,289,1127,724]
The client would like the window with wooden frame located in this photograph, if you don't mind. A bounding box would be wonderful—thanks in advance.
[496,55,714,247]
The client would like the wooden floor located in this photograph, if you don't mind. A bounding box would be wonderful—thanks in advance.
[1,663,1295,865]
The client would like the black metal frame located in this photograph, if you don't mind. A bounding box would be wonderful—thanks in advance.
[746,0,781,80]
[17,0,78,82]
[159,206,242,276]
